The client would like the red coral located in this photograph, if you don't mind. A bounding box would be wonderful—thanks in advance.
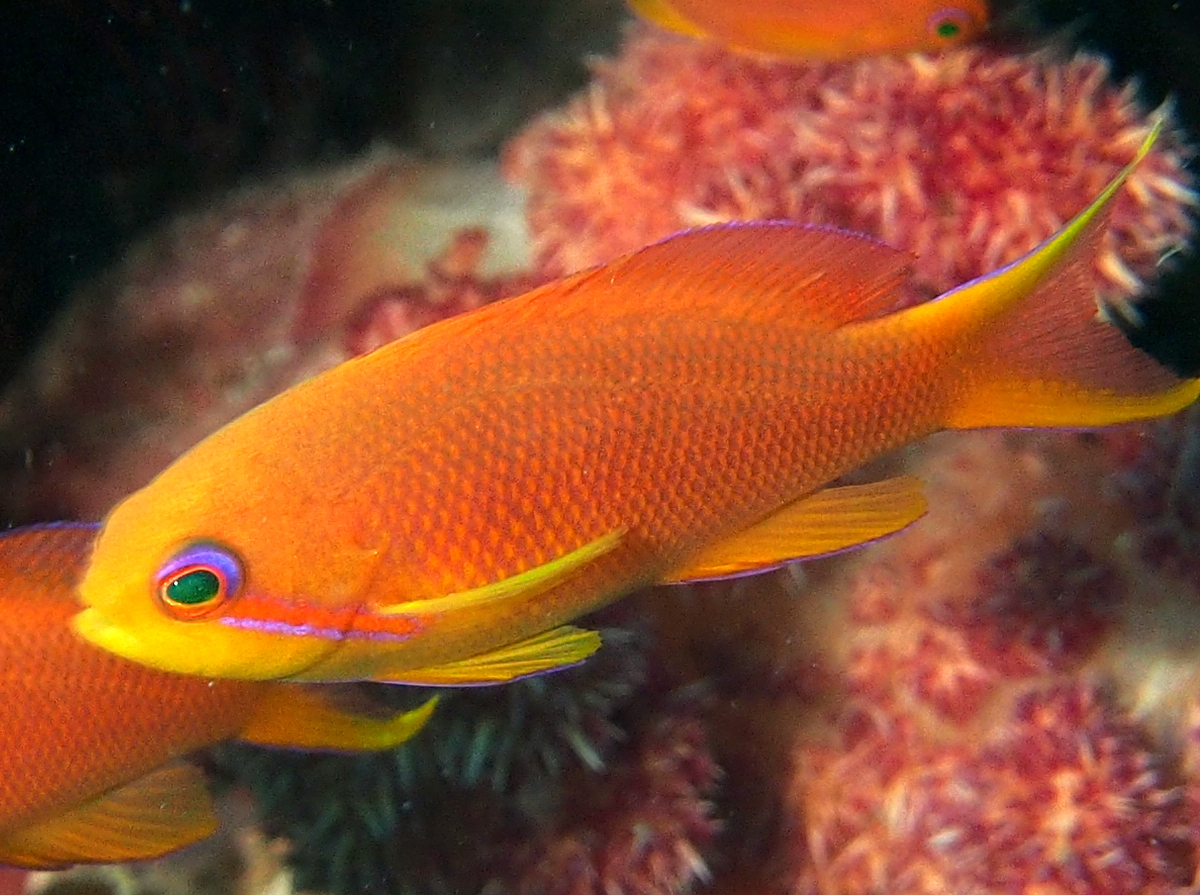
[843,532,1118,724]
[0,157,529,523]
[506,27,1195,302]
[844,562,1003,723]
[1103,406,1200,588]
[833,432,1129,727]
[0,869,25,895]
[503,716,719,895]
[794,684,1194,895]
[346,228,545,356]
[951,530,1121,674]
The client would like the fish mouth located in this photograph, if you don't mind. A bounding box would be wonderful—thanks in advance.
[72,607,150,664]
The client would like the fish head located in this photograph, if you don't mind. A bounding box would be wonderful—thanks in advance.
[72,456,384,682]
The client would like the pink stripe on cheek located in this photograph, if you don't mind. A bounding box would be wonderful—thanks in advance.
[216,593,424,642]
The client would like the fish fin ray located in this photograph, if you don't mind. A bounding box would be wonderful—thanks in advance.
[578,222,915,329]
[373,530,623,617]
[663,476,928,583]
[363,224,913,364]
[238,688,438,750]
[935,120,1200,428]
[0,762,215,869]
[375,626,602,685]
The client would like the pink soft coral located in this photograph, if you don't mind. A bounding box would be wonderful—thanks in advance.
[506,27,1195,302]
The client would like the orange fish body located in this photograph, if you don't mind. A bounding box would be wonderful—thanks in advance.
[0,524,434,869]
[75,126,1199,687]
[626,0,989,58]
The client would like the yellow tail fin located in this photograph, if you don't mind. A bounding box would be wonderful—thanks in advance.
[932,119,1200,429]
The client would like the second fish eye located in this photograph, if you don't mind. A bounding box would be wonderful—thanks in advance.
[928,8,975,43]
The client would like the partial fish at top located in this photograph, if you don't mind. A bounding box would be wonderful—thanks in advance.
[626,0,989,59]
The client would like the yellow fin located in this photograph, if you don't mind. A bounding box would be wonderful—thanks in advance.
[374,530,623,617]
[238,688,438,750]
[625,0,709,38]
[663,476,928,583]
[926,117,1200,429]
[906,119,1164,337]
[900,118,1200,429]
[376,625,602,685]
[0,762,216,869]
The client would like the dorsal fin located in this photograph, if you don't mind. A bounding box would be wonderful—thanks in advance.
[370,222,918,364]
[566,222,917,329]
[0,523,97,597]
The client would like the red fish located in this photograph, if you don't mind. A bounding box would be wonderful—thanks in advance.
[0,524,435,868]
[74,124,1199,687]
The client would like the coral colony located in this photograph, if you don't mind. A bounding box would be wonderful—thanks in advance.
[0,156,536,525]
[505,29,1195,302]
[211,623,721,895]
[782,429,1200,895]
[9,20,1200,895]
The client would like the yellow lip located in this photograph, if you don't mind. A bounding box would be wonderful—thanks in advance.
[72,607,148,664]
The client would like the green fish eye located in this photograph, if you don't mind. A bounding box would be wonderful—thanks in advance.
[165,568,221,606]
[155,542,244,620]
[936,19,962,39]
[928,8,976,44]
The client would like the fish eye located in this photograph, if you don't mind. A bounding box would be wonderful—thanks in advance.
[155,543,243,621]
[928,8,978,44]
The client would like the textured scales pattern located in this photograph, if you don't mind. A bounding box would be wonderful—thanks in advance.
[0,525,258,833]
[87,225,954,679]
[79,143,1196,684]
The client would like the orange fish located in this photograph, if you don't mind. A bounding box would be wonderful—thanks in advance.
[627,0,989,58]
[74,124,1197,687]
[0,524,435,869]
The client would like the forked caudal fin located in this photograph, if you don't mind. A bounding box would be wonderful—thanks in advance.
[912,118,1200,430]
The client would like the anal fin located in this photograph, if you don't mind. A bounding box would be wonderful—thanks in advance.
[238,689,438,751]
[663,476,928,583]
[376,625,602,685]
[0,762,215,869]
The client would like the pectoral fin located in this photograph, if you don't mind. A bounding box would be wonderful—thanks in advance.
[238,688,438,751]
[663,476,928,583]
[376,625,602,685]
[374,530,624,617]
[0,762,215,869]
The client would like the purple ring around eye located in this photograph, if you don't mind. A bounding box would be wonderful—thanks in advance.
[156,542,244,597]
[927,7,976,39]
